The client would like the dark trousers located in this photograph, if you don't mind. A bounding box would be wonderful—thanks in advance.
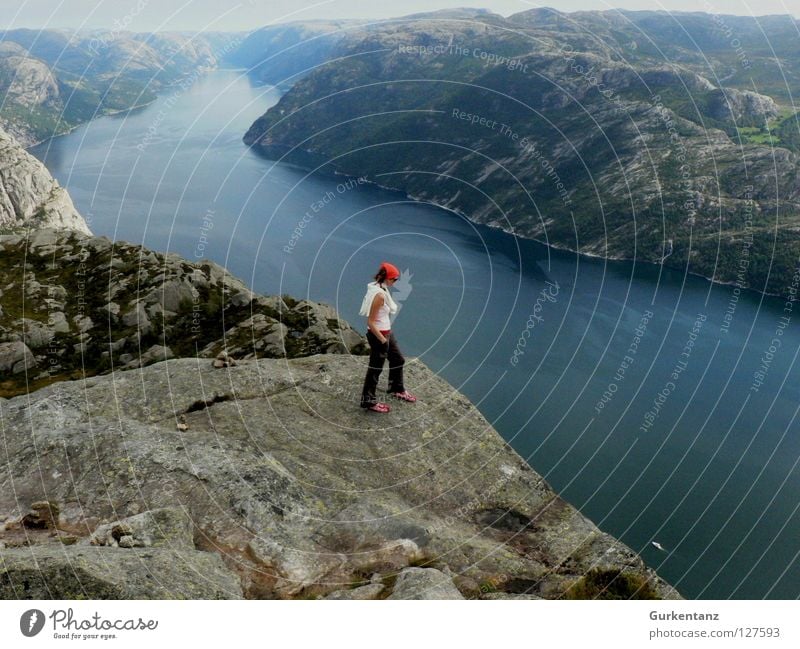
[361,330,405,407]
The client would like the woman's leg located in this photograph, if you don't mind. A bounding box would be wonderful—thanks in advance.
[361,330,388,407]
[386,332,406,394]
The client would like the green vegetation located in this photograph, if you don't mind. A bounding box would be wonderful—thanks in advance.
[735,107,800,150]
[0,234,364,398]
[563,568,660,600]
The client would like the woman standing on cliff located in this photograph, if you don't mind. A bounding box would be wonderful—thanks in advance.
[359,262,417,412]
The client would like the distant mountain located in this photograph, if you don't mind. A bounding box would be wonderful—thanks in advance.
[222,20,353,89]
[244,9,800,297]
[0,29,240,146]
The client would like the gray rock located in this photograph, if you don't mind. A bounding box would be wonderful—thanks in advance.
[117,535,135,548]
[123,344,173,369]
[388,567,464,600]
[324,583,385,600]
[88,508,194,550]
[18,318,54,349]
[261,322,289,354]
[0,341,34,373]
[73,315,94,333]
[480,592,543,600]
[151,279,198,312]
[49,311,70,333]
[0,545,242,599]
[102,302,121,320]
[121,301,152,335]
[0,127,90,234]
[109,337,126,352]
[0,354,679,600]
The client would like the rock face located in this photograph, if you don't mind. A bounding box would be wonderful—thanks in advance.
[243,10,800,297]
[0,128,90,233]
[0,546,242,599]
[0,229,366,396]
[0,354,681,600]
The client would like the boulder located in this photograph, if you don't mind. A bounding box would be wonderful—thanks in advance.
[387,567,464,600]
[0,341,35,374]
[123,344,174,369]
[121,301,152,335]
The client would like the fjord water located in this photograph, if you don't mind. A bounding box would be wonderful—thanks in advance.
[33,70,800,599]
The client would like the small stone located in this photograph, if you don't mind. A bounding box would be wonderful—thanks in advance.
[213,351,237,367]
[177,415,189,432]
[118,535,135,548]
[111,523,133,541]
[370,572,382,585]
[21,501,60,530]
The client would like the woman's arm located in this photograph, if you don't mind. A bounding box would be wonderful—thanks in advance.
[367,293,387,343]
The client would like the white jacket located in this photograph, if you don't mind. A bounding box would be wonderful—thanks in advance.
[359,282,398,320]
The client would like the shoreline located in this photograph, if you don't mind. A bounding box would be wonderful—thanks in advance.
[310,157,786,303]
[22,99,159,151]
[22,68,784,305]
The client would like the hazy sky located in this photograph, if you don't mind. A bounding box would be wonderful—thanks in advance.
[1,0,797,32]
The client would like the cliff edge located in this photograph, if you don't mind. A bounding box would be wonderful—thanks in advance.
[0,354,681,600]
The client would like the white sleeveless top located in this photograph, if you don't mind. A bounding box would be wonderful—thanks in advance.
[374,297,391,330]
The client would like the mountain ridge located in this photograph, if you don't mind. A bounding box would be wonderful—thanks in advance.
[242,9,800,298]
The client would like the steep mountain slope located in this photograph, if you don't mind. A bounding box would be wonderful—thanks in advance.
[244,9,800,297]
[0,228,365,397]
[0,126,89,233]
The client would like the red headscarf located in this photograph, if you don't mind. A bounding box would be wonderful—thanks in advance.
[380,262,400,280]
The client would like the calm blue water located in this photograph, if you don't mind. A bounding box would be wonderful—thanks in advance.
[32,70,800,599]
